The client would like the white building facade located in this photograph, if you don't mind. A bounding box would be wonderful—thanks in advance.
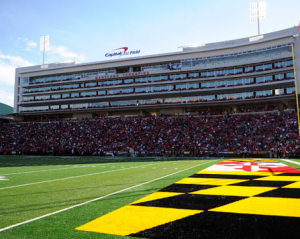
[14,27,300,120]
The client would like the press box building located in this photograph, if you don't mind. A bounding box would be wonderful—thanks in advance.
[14,27,300,120]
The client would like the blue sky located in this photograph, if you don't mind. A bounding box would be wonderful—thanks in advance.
[0,0,299,107]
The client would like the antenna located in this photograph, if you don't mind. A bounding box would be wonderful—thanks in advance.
[40,35,50,65]
[250,1,266,35]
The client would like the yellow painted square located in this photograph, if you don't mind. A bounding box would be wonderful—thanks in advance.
[283,181,300,188]
[175,177,248,186]
[191,186,276,197]
[131,192,183,204]
[76,205,203,236]
[255,176,300,182]
[210,197,300,217]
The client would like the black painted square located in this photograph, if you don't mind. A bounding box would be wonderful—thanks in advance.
[132,194,246,210]
[130,211,300,239]
[159,184,218,193]
[255,188,300,198]
[231,180,294,187]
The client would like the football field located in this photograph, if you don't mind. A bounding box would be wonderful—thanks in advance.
[0,156,300,238]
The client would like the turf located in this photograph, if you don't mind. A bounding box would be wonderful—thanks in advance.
[0,156,220,239]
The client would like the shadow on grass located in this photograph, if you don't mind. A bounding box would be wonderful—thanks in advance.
[0,155,215,168]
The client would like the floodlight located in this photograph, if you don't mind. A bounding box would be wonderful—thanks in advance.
[40,35,50,64]
[250,1,266,35]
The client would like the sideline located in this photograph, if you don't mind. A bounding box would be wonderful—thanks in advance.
[0,161,182,190]
[0,160,215,232]
[281,159,300,166]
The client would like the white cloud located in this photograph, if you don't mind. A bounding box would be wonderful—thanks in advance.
[18,38,38,51]
[26,41,37,51]
[0,89,14,107]
[48,45,86,62]
[0,53,34,86]
[0,54,33,67]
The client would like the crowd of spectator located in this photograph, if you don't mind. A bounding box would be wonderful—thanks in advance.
[0,110,299,158]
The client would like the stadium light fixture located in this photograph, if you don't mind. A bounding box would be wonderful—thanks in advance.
[250,1,266,35]
[40,35,50,65]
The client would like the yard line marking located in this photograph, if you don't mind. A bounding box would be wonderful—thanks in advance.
[0,162,169,190]
[0,176,8,181]
[281,159,300,166]
[0,160,216,232]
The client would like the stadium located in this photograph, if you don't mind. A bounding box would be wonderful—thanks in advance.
[1,26,299,158]
[1,21,300,239]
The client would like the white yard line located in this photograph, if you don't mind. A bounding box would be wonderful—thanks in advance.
[0,160,215,232]
[281,159,300,166]
[0,161,172,190]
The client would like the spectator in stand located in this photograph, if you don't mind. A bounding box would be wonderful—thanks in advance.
[0,109,299,157]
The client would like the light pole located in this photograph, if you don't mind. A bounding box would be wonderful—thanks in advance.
[40,35,50,65]
[250,1,266,35]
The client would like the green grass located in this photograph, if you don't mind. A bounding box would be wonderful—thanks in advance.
[0,156,220,239]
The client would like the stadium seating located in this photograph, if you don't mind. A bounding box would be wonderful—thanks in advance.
[0,110,299,158]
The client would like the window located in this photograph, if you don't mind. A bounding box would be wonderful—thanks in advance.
[234,68,243,74]
[245,66,254,73]
[244,78,254,84]
[36,95,50,100]
[165,97,181,103]
[61,105,68,109]
[50,105,59,110]
[275,89,284,95]
[86,82,97,87]
[153,85,172,91]
[256,90,272,97]
[124,78,134,84]
[286,72,294,79]
[70,103,87,109]
[135,77,147,83]
[287,87,295,94]
[111,100,137,106]
[201,72,208,77]
[175,84,186,90]
[139,99,162,105]
[188,72,199,78]
[62,93,70,98]
[21,77,29,85]
[81,91,97,97]
[275,74,284,80]
[256,77,265,83]
[23,96,34,101]
[52,94,61,99]
[71,92,79,98]
[255,65,264,71]
[88,102,108,107]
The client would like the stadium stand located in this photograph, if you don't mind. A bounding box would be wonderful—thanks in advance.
[0,109,299,158]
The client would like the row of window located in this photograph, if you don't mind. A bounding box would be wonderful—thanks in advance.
[20,87,295,112]
[22,72,295,102]
[22,69,116,85]
[23,65,294,94]
[181,46,291,68]
[21,45,292,86]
